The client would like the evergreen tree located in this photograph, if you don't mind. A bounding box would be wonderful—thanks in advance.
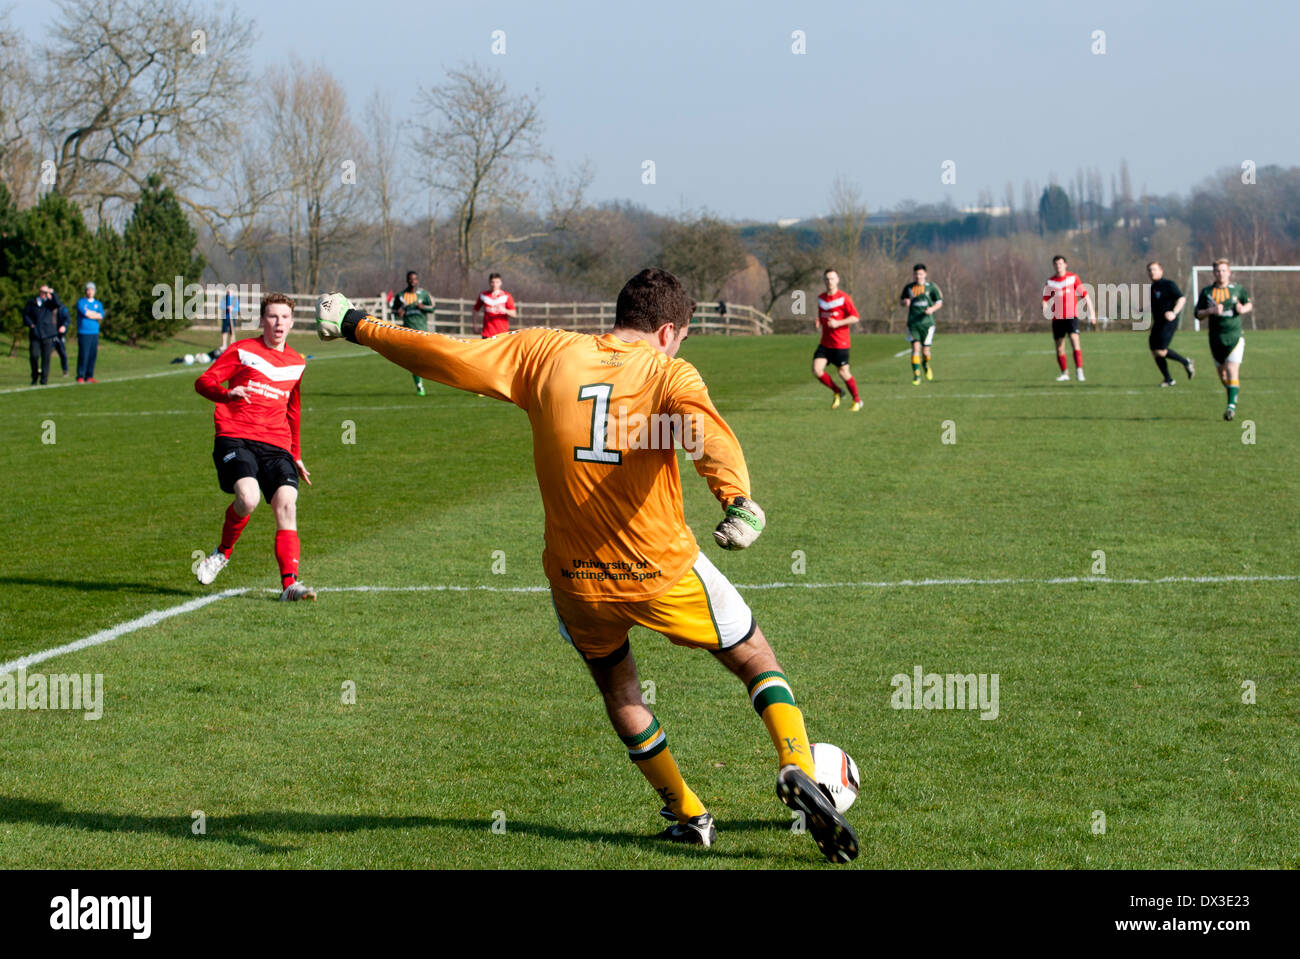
[8,190,96,313]
[0,182,21,342]
[1039,185,1074,233]
[118,173,206,343]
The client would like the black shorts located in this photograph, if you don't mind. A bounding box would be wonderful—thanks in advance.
[1051,318,1079,338]
[813,345,850,367]
[221,315,234,334]
[213,436,298,501]
[1148,318,1178,351]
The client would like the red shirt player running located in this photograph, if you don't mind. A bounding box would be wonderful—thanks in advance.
[193,293,316,600]
[1042,254,1094,382]
[812,268,862,410]
[473,272,517,338]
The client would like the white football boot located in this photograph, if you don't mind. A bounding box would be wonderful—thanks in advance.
[196,549,229,585]
[279,581,318,602]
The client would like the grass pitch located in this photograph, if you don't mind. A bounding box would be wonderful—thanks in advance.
[1,328,1297,868]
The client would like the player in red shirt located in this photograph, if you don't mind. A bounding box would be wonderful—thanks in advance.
[472,272,517,338]
[813,269,862,410]
[193,293,316,601]
[1042,255,1094,382]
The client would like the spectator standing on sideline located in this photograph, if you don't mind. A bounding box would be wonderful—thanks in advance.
[75,282,105,382]
[23,284,67,386]
[50,290,71,376]
[221,287,241,354]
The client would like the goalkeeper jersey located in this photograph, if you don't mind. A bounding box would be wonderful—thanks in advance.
[346,319,751,601]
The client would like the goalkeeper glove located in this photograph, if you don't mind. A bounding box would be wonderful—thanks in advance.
[713,496,765,550]
[315,292,353,340]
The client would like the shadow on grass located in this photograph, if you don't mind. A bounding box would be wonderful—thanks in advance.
[0,797,791,862]
[0,576,196,597]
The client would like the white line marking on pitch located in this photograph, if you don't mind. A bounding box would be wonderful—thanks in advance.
[8,573,1295,672]
[0,350,377,396]
[0,589,248,674]
[309,573,1300,594]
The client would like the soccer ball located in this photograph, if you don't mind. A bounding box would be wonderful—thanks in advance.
[196,352,210,363]
[811,742,860,813]
[183,354,195,365]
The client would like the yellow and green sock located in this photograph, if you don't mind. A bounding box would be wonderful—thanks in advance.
[622,717,706,822]
[911,355,922,380]
[747,670,815,776]
[1226,378,1239,408]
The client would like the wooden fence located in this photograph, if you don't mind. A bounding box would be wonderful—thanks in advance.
[193,293,772,336]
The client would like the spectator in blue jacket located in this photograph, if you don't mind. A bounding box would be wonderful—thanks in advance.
[221,288,240,353]
[76,282,105,382]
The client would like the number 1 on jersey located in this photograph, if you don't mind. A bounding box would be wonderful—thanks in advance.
[574,383,622,464]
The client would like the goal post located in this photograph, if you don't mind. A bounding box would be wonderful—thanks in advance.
[1189,264,1300,331]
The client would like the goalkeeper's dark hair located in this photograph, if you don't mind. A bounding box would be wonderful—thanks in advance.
[614,268,695,334]
[913,263,927,272]
[260,292,295,318]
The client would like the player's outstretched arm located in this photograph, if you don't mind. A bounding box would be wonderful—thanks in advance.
[317,293,538,404]
[664,361,764,550]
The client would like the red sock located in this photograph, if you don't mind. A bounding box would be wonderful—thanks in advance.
[1057,353,1068,372]
[1073,349,1083,369]
[817,372,841,394]
[220,504,250,558]
[275,529,300,588]
[844,377,860,402]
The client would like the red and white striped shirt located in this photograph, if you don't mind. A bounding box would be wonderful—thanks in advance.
[817,291,858,350]
[474,289,515,337]
[195,337,305,458]
[1043,272,1089,320]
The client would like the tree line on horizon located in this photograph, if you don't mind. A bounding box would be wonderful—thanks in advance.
[3,1,1299,342]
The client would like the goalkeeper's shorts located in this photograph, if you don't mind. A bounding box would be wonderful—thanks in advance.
[551,551,756,664]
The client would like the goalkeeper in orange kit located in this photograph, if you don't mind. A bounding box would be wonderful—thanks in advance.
[315,269,857,863]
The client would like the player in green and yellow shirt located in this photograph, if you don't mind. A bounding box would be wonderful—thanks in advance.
[394,270,436,395]
[899,264,943,384]
[1194,258,1253,421]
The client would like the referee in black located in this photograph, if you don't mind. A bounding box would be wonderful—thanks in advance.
[1146,261,1193,385]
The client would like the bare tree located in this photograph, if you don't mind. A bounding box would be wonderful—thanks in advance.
[263,59,365,291]
[754,227,821,312]
[657,213,747,302]
[363,90,403,273]
[414,63,584,292]
[0,9,41,206]
[822,175,867,291]
[36,0,255,223]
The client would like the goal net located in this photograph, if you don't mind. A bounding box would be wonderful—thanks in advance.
[1189,265,1300,331]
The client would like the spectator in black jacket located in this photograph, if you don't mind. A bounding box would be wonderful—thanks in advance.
[23,284,68,386]
[50,289,71,377]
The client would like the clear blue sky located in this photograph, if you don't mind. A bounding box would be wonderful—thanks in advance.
[12,0,1299,221]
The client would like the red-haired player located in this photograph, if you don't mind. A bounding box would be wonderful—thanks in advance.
[194,293,316,601]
